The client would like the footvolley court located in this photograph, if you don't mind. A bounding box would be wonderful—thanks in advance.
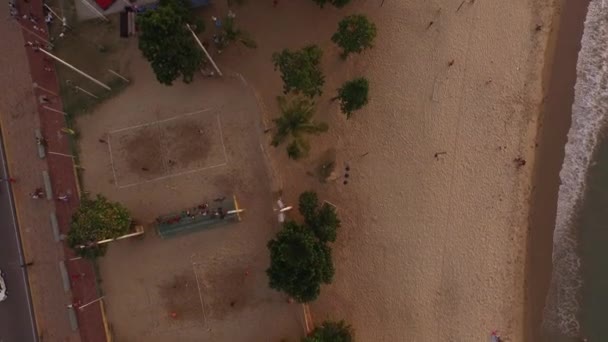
[156,196,243,238]
[108,109,228,188]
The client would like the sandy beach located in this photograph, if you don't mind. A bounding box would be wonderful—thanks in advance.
[220,0,557,340]
[52,0,580,339]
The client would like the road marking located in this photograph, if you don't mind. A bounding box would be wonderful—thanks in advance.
[117,162,227,189]
[191,255,207,326]
[217,115,229,164]
[109,108,212,134]
[107,135,119,187]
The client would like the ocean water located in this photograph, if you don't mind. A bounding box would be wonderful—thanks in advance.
[542,0,608,340]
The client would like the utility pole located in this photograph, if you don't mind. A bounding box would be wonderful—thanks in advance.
[38,48,111,91]
[77,296,105,310]
[186,24,223,77]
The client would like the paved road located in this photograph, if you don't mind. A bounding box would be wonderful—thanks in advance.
[0,131,37,342]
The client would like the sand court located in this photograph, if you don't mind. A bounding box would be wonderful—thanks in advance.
[107,109,228,188]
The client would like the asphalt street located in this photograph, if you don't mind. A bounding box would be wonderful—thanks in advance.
[0,130,37,342]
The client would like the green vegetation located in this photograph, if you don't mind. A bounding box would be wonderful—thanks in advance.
[266,221,334,302]
[137,0,203,85]
[266,191,341,302]
[68,195,132,258]
[272,45,325,98]
[271,96,328,159]
[222,16,257,49]
[298,191,320,223]
[312,0,351,9]
[302,320,354,342]
[332,15,377,59]
[333,77,370,118]
[298,191,340,242]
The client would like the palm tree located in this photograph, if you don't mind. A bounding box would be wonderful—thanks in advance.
[272,96,329,159]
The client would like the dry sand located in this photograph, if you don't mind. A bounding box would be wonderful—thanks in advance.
[216,0,557,340]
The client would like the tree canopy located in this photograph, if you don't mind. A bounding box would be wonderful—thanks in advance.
[137,0,203,85]
[331,15,377,59]
[298,191,320,223]
[272,45,325,98]
[266,221,335,302]
[267,191,341,302]
[302,320,354,342]
[334,77,370,118]
[272,95,328,159]
[312,0,351,9]
[298,191,340,243]
[68,195,131,258]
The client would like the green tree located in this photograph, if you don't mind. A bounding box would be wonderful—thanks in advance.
[137,0,203,85]
[271,96,328,159]
[272,45,325,98]
[333,77,369,118]
[298,191,319,224]
[312,203,340,243]
[222,16,257,49]
[332,15,377,59]
[266,221,334,302]
[303,320,354,342]
[67,195,132,258]
[298,191,340,243]
[312,0,351,9]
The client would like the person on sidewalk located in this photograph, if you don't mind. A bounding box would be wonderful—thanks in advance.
[0,177,17,183]
[30,188,44,199]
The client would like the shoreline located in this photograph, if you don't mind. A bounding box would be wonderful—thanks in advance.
[525,0,590,340]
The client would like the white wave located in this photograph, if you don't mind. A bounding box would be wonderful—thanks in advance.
[543,0,608,337]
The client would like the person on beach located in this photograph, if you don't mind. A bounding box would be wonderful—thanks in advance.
[514,157,526,168]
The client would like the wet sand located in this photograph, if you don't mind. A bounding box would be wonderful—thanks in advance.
[525,0,590,340]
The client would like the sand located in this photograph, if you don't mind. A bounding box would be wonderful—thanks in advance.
[214,0,557,340]
[525,0,590,340]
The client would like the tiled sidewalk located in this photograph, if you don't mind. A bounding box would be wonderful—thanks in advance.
[1,1,108,341]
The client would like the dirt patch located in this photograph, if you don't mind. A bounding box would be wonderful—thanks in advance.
[108,110,226,187]
[120,126,164,177]
[163,118,211,169]
[158,272,202,322]
[199,264,253,320]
